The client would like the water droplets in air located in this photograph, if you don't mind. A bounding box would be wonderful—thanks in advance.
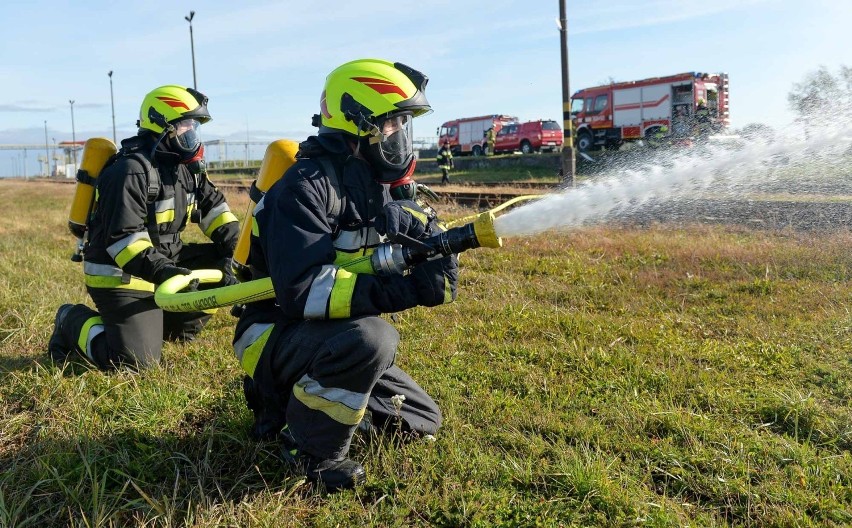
[493,116,852,238]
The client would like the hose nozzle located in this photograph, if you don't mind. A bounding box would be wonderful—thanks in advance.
[371,210,502,275]
[470,210,502,249]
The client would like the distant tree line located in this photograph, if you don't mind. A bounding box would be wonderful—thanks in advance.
[787,64,851,117]
[739,64,850,138]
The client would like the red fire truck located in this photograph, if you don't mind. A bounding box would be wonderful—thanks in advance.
[437,114,517,156]
[571,72,729,150]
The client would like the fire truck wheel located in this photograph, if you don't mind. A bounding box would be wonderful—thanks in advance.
[577,132,593,152]
[520,140,533,155]
[472,145,483,156]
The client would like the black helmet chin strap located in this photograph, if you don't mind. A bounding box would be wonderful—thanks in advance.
[147,107,175,159]
[149,128,171,159]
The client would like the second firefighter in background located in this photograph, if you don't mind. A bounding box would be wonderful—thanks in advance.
[48,85,239,371]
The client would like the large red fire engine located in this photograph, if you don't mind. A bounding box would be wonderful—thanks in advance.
[571,72,729,150]
[437,114,517,156]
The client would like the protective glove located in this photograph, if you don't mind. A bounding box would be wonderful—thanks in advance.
[218,257,239,287]
[409,254,459,307]
[374,200,432,243]
[210,223,240,257]
[152,265,192,285]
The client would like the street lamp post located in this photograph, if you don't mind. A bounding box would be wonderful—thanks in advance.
[185,11,197,89]
[69,99,77,168]
[108,70,116,144]
[44,120,50,177]
[558,0,575,186]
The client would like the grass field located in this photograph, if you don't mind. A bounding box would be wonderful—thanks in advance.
[1,179,851,527]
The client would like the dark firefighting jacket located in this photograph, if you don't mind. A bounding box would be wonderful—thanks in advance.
[233,134,427,377]
[82,134,239,292]
[436,147,453,170]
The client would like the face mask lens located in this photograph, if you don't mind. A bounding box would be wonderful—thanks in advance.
[173,119,201,152]
[377,114,412,167]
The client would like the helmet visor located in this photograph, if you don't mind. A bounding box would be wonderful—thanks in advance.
[373,113,413,168]
[173,118,202,153]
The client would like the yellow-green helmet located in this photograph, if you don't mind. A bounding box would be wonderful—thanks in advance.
[138,85,211,134]
[659,125,669,133]
[319,59,431,137]
[318,59,432,184]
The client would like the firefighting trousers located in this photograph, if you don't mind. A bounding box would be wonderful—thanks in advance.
[247,316,442,460]
[64,244,225,370]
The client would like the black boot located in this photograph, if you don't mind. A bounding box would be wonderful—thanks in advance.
[279,425,366,492]
[243,376,286,441]
[48,304,75,362]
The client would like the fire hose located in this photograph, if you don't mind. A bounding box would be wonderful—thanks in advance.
[155,202,538,312]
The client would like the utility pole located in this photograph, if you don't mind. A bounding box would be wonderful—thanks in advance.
[69,99,77,168]
[108,70,117,144]
[558,0,575,186]
[185,11,197,89]
[44,120,50,177]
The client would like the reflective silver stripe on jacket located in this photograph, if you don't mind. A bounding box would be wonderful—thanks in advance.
[253,195,266,216]
[154,197,175,214]
[106,231,152,260]
[334,228,384,253]
[199,203,232,233]
[304,264,337,319]
[233,322,274,363]
[83,261,124,277]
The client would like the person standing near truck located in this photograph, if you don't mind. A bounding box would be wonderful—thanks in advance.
[485,127,496,156]
[437,141,454,184]
[693,99,712,138]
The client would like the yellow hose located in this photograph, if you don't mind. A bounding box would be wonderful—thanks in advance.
[155,270,276,313]
[446,194,541,228]
[157,195,539,312]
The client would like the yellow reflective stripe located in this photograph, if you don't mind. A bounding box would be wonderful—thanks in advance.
[444,275,453,304]
[334,252,374,275]
[240,325,274,378]
[155,209,175,224]
[293,383,366,426]
[203,211,238,237]
[114,238,154,267]
[403,207,428,226]
[77,315,104,353]
[329,268,356,319]
[84,274,155,292]
[251,216,259,237]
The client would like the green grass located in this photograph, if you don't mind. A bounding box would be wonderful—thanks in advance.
[2,180,852,527]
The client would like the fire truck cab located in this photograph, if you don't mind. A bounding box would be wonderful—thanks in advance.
[571,72,729,151]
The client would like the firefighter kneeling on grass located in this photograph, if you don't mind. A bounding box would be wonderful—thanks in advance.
[48,85,239,371]
[235,59,458,491]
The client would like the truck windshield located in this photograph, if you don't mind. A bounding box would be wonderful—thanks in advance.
[570,99,584,115]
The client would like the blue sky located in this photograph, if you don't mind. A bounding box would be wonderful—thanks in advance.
[1,0,850,176]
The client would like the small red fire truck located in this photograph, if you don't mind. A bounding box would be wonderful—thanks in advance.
[437,114,517,156]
